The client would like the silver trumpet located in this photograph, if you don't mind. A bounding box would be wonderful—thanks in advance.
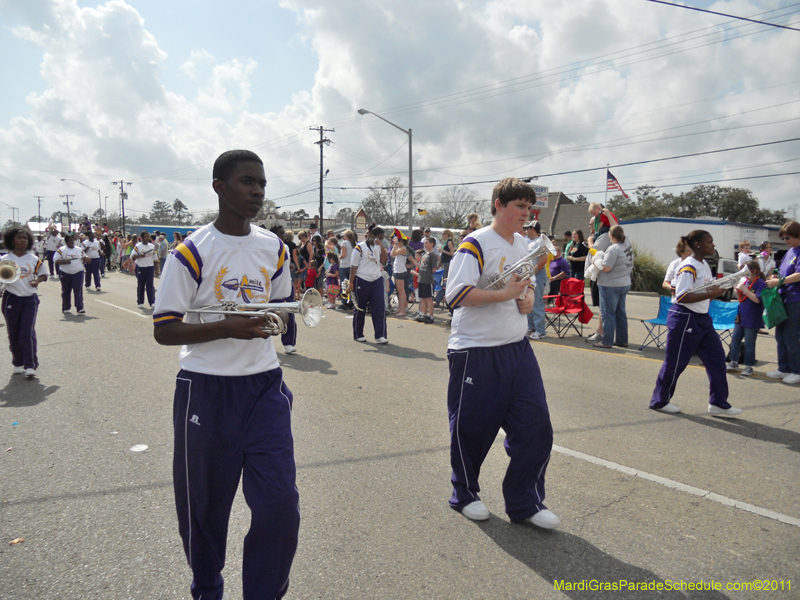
[482,234,557,292]
[0,259,21,292]
[691,266,749,294]
[187,288,323,336]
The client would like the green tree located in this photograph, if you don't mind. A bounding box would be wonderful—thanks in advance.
[335,207,354,224]
[421,186,480,228]
[361,177,423,225]
[172,199,189,224]
[149,200,173,224]
[28,215,46,223]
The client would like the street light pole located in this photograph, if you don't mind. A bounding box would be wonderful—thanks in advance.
[357,108,413,237]
[61,179,102,217]
[0,202,19,226]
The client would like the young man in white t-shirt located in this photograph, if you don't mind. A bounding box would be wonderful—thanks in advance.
[444,177,560,529]
[131,231,157,308]
[153,150,299,600]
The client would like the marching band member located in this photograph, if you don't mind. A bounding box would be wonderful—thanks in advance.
[662,238,692,295]
[444,178,559,529]
[649,230,743,416]
[81,230,102,291]
[55,233,88,314]
[131,231,156,308]
[44,227,63,278]
[349,224,389,344]
[153,150,299,600]
[2,227,48,378]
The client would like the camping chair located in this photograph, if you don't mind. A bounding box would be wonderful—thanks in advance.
[639,295,672,351]
[709,299,739,352]
[544,278,593,338]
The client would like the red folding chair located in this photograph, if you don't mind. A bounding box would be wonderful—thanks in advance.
[544,278,593,338]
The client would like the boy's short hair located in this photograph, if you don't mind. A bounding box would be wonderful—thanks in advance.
[490,178,535,215]
[424,236,435,246]
[212,149,263,182]
[3,227,34,251]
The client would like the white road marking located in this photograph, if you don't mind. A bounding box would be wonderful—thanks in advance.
[94,299,149,318]
[552,443,800,528]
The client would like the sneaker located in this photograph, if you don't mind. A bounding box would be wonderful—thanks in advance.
[376,337,388,344]
[726,361,739,372]
[25,368,36,378]
[423,316,434,324]
[101,274,107,278]
[586,332,601,342]
[461,500,490,521]
[740,366,754,376]
[77,309,86,315]
[63,309,70,314]
[283,345,296,354]
[12,366,24,375]
[355,336,366,342]
[708,405,743,417]
[528,509,561,530]
[653,402,681,414]
[138,304,145,309]
[414,314,426,322]
[766,370,789,379]
[95,287,101,292]
[529,331,544,340]
[783,373,800,385]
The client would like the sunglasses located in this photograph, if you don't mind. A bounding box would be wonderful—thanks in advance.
[780,236,791,241]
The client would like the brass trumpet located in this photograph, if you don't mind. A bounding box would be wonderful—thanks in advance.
[0,259,21,291]
[186,288,323,336]
[482,235,557,292]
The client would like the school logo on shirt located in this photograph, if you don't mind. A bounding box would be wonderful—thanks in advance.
[213,267,270,304]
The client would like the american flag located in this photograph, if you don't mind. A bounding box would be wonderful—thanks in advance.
[607,170,629,199]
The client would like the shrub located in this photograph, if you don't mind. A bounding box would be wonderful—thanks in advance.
[631,243,667,294]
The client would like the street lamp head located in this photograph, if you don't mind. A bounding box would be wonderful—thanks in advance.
[357,109,369,116]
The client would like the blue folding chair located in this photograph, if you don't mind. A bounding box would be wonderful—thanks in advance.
[709,299,739,351]
[639,295,672,350]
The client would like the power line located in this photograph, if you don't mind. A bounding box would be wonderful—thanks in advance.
[644,0,800,32]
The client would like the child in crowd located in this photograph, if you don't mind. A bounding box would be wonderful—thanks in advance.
[650,230,743,417]
[737,240,752,268]
[758,241,775,275]
[305,259,319,292]
[326,253,340,308]
[415,237,436,323]
[727,260,766,376]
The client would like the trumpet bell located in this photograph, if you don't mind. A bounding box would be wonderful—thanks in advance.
[0,259,21,285]
[300,288,323,327]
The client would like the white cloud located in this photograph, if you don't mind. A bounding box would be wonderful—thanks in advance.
[180,49,213,79]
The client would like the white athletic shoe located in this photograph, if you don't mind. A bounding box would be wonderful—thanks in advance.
[708,405,743,417]
[283,345,296,354]
[376,337,388,344]
[766,370,789,379]
[12,366,24,375]
[25,368,36,378]
[355,336,366,342]
[528,509,561,530]
[654,403,681,414]
[783,373,800,385]
[137,304,145,309]
[461,501,490,521]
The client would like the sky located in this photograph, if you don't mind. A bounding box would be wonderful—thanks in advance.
[0,0,799,227]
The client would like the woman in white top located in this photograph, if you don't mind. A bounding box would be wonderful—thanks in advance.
[339,230,357,309]
[2,227,48,377]
[55,233,88,314]
[391,235,411,316]
[757,241,776,276]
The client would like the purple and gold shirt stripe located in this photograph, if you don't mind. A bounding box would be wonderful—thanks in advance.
[153,311,184,326]
[677,265,697,281]
[449,285,475,309]
[456,237,484,274]
[272,239,287,280]
[172,239,203,285]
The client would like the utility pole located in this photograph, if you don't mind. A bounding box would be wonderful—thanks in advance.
[59,194,74,232]
[111,180,133,235]
[34,196,44,224]
[310,126,334,232]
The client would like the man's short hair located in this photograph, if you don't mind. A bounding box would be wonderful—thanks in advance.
[490,178,535,215]
[213,149,263,182]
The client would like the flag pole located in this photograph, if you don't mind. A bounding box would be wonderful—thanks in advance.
[604,163,609,206]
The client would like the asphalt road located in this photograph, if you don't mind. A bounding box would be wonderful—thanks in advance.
[1,271,798,600]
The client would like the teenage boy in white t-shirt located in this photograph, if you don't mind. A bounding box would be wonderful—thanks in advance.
[444,177,560,529]
[153,150,299,600]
